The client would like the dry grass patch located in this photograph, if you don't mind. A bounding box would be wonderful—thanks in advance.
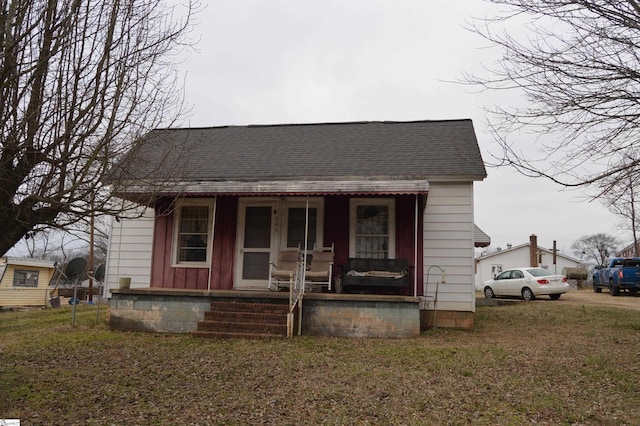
[1,297,639,425]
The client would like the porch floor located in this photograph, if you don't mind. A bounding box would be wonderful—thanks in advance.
[110,287,419,303]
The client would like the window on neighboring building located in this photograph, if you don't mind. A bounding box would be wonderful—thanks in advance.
[174,201,213,264]
[13,270,39,287]
[491,264,503,278]
[350,199,395,259]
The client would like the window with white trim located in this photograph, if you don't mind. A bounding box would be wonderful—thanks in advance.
[13,269,39,287]
[350,198,395,259]
[173,200,214,265]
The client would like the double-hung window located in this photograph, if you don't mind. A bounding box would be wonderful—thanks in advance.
[174,200,214,265]
[349,198,395,259]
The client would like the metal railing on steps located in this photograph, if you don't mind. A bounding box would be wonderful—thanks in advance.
[287,260,306,337]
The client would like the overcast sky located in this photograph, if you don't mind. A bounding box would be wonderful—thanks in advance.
[166,0,625,255]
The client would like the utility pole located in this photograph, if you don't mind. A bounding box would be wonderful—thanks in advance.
[88,202,94,303]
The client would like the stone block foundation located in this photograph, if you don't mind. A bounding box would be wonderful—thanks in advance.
[420,309,474,331]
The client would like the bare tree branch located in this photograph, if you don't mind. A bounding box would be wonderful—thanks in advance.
[465,0,640,192]
[0,0,199,256]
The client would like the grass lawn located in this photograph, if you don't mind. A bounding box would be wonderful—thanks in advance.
[1,296,639,425]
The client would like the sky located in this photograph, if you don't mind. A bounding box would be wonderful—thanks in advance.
[162,0,624,256]
[10,0,618,259]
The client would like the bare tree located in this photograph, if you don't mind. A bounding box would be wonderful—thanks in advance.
[0,0,197,256]
[465,1,640,192]
[572,233,619,266]
[24,228,55,259]
[602,164,640,257]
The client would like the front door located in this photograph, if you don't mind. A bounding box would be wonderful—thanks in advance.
[234,197,324,290]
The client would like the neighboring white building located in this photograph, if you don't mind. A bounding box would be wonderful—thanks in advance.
[475,234,583,288]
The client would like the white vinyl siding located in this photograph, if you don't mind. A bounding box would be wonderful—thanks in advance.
[104,205,154,297]
[423,182,476,312]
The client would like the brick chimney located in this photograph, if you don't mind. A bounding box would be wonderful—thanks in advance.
[530,234,538,267]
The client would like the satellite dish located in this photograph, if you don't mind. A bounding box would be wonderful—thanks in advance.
[94,263,106,282]
[65,257,87,281]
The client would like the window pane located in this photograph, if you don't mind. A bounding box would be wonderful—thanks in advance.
[244,207,272,248]
[287,207,317,250]
[178,205,209,262]
[355,205,389,258]
[13,270,39,287]
[242,252,270,279]
[356,236,388,259]
[179,234,207,261]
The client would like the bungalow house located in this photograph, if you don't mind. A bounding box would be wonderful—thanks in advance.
[0,257,56,308]
[475,234,583,290]
[106,119,487,337]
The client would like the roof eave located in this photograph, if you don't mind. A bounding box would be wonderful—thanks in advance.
[114,179,431,202]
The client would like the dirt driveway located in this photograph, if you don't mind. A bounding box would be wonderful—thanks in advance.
[559,289,640,311]
[477,288,640,311]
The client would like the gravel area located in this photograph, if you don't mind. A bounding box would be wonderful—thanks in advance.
[559,288,640,311]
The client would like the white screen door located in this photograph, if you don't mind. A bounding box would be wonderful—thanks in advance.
[234,202,277,290]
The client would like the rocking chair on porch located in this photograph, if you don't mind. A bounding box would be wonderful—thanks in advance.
[268,248,301,291]
[304,243,334,292]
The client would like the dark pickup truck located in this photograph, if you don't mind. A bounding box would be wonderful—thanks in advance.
[593,257,640,296]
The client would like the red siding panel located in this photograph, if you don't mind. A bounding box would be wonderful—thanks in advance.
[151,200,212,289]
[210,196,237,290]
[395,195,424,295]
[150,212,172,288]
[323,196,350,273]
[323,194,423,295]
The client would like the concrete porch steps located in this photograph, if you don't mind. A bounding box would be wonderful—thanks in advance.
[193,301,289,339]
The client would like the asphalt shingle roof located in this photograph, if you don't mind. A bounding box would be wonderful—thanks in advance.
[123,120,486,182]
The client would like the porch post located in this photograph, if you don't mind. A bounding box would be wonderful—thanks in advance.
[207,197,217,291]
[414,194,419,297]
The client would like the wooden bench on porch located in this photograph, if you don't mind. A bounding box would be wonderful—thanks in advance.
[337,258,411,294]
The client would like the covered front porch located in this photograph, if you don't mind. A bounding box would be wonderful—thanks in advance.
[149,193,425,295]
